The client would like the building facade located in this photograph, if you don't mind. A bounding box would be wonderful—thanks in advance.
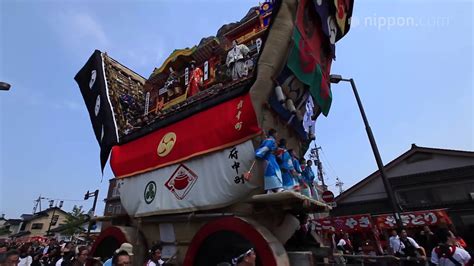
[104,178,127,217]
[9,207,71,239]
[333,144,474,246]
[102,178,128,230]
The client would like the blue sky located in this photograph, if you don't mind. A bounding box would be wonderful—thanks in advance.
[0,0,472,218]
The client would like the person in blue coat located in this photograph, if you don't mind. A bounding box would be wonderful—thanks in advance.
[278,139,296,190]
[289,149,303,185]
[302,159,318,199]
[255,129,284,193]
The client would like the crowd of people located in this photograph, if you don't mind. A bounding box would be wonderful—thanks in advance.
[0,239,169,266]
[331,226,473,265]
[0,238,97,266]
[255,128,319,199]
[387,227,472,265]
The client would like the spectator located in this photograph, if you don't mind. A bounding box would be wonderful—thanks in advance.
[449,227,468,249]
[217,243,256,266]
[70,246,89,266]
[416,226,436,255]
[146,244,164,266]
[104,243,134,266]
[398,229,426,265]
[46,246,62,265]
[56,242,74,266]
[389,229,401,255]
[431,228,471,266]
[60,252,75,266]
[0,242,8,264]
[112,250,130,266]
[231,248,256,266]
[4,249,20,266]
[31,250,42,266]
[337,232,354,254]
[18,245,32,266]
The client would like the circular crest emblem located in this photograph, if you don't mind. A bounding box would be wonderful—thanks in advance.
[94,95,101,116]
[144,181,157,204]
[157,132,177,157]
[89,70,97,89]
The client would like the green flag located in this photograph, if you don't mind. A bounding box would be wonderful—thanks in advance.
[287,27,332,116]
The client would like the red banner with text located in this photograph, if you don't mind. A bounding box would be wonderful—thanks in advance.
[374,209,452,229]
[314,214,374,233]
[111,93,261,178]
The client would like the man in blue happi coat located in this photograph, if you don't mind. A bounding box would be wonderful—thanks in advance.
[255,129,284,193]
[278,139,296,190]
[302,159,318,200]
[289,149,303,184]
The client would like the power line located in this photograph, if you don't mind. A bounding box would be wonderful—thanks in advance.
[49,198,87,202]
[320,147,340,181]
[33,195,87,213]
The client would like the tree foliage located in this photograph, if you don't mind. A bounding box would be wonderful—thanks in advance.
[0,227,11,236]
[62,205,87,236]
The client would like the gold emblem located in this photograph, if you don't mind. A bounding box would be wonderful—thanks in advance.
[157,132,177,157]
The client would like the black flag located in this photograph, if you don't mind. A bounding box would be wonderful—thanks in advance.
[75,50,119,173]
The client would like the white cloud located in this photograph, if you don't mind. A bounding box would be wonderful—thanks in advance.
[69,13,109,47]
[53,100,83,112]
[52,11,109,52]
[107,38,169,77]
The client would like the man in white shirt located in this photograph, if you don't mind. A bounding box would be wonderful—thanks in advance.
[336,233,353,254]
[431,228,471,266]
[389,230,402,255]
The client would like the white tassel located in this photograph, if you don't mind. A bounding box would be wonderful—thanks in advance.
[275,85,285,103]
[286,99,296,114]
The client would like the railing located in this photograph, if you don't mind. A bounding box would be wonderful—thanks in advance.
[316,253,430,266]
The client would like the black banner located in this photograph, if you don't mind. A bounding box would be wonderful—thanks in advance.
[75,50,119,172]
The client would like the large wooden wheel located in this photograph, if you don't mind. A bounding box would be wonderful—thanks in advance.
[184,216,289,266]
[90,226,147,264]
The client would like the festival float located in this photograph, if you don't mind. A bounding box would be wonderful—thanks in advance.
[74,0,354,265]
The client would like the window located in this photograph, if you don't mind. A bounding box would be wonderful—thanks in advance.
[112,183,121,197]
[432,186,467,202]
[107,205,114,215]
[31,223,43,230]
[398,182,474,205]
[397,189,432,205]
[113,205,122,215]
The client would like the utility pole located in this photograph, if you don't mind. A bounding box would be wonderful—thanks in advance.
[84,190,99,239]
[310,145,326,190]
[329,75,403,228]
[46,200,63,236]
[33,196,46,214]
[335,177,344,194]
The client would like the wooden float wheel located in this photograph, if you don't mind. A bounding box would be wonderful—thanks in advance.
[90,226,147,264]
[184,216,289,266]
